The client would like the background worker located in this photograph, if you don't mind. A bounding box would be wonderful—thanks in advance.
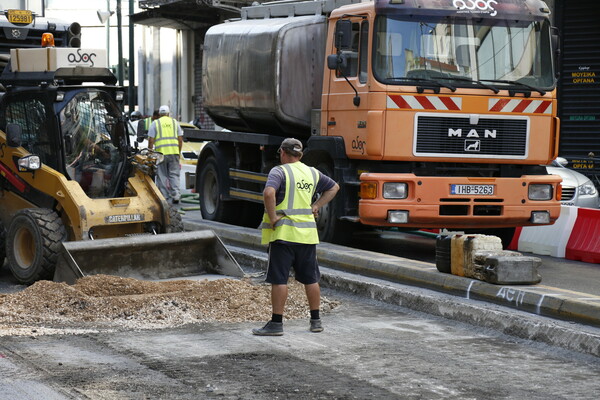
[148,105,183,204]
[253,138,339,336]
[137,109,159,143]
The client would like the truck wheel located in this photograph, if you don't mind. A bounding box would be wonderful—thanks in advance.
[167,206,184,233]
[315,163,353,244]
[6,209,67,284]
[198,156,239,224]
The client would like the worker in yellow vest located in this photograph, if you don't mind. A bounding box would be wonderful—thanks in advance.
[253,138,339,336]
[148,105,183,204]
[137,109,159,142]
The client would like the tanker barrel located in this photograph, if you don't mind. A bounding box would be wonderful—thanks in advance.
[54,230,244,285]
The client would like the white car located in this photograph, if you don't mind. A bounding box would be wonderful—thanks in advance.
[547,157,599,208]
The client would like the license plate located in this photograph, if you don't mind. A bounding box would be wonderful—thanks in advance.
[450,184,495,196]
[7,9,33,24]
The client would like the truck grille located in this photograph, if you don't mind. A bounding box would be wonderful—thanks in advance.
[414,114,529,158]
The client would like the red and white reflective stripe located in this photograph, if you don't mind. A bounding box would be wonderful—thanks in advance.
[387,95,462,111]
[488,98,553,114]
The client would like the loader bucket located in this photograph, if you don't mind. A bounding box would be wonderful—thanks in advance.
[54,230,244,285]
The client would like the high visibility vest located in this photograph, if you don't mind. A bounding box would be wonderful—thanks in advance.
[143,117,153,130]
[261,162,320,245]
[154,116,180,155]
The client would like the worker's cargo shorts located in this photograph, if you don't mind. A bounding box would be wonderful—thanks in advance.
[266,241,320,285]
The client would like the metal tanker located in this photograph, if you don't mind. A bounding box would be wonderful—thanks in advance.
[202,15,326,138]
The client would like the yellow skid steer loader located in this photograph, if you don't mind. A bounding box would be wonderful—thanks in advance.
[0,45,242,284]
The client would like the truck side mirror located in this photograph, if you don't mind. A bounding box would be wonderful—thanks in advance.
[6,123,22,147]
[335,20,353,51]
[327,54,348,70]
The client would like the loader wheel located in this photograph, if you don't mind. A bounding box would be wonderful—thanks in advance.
[167,206,184,233]
[0,221,6,266]
[6,209,67,284]
[198,156,239,224]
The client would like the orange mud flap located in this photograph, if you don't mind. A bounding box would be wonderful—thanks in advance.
[54,230,244,285]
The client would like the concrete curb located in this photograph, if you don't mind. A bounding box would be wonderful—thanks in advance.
[184,218,600,330]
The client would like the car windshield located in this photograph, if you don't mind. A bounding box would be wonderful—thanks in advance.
[60,91,127,198]
[373,15,555,90]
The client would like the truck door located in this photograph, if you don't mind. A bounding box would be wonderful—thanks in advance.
[325,17,372,159]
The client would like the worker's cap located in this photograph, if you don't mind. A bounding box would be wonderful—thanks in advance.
[159,105,170,115]
[278,138,303,156]
[130,110,142,120]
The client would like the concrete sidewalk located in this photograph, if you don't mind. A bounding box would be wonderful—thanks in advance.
[184,218,600,334]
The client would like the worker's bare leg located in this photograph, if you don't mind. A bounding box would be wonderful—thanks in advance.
[304,282,320,311]
[271,284,288,315]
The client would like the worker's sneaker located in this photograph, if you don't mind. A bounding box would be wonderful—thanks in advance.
[252,321,283,336]
[310,319,323,333]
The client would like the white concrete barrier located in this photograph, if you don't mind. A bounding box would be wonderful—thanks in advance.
[518,206,578,258]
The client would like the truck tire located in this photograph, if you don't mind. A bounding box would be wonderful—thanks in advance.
[315,162,353,244]
[167,206,184,233]
[6,209,67,284]
[198,156,239,224]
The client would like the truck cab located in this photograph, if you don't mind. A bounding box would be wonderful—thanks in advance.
[321,0,561,231]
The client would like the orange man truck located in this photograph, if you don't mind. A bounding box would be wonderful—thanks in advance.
[184,0,562,244]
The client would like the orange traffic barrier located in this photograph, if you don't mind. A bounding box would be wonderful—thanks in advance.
[565,208,600,264]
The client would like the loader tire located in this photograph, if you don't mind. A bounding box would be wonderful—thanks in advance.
[0,221,6,266]
[198,156,239,224]
[167,206,184,233]
[6,209,67,284]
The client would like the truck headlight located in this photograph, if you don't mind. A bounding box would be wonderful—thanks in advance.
[383,183,408,199]
[388,210,409,223]
[528,184,552,200]
[579,180,597,196]
[531,211,551,224]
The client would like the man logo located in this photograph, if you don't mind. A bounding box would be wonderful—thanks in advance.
[465,140,480,152]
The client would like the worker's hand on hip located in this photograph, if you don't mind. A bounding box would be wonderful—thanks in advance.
[312,205,320,218]
[269,215,283,229]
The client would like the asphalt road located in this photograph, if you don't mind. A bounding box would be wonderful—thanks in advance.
[2,287,600,399]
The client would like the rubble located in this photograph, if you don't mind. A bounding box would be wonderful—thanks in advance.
[0,275,340,336]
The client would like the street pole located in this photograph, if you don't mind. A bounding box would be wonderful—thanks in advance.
[116,0,124,87]
[128,0,135,112]
[106,0,110,60]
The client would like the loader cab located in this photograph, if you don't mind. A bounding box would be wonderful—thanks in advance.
[0,85,130,199]
[56,88,129,198]
[0,88,60,170]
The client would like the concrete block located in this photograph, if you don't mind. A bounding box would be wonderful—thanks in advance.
[482,255,542,285]
[463,235,503,279]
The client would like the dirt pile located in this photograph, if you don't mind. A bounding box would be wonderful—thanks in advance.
[0,275,339,336]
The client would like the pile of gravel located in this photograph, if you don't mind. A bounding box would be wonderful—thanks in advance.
[0,275,339,336]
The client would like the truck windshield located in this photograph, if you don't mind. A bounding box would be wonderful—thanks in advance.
[373,16,555,90]
[60,91,126,198]
[3,0,44,15]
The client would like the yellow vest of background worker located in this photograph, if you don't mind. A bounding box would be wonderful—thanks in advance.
[261,162,320,245]
[154,117,180,155]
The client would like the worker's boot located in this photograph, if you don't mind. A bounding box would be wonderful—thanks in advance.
[252,321,283,336]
